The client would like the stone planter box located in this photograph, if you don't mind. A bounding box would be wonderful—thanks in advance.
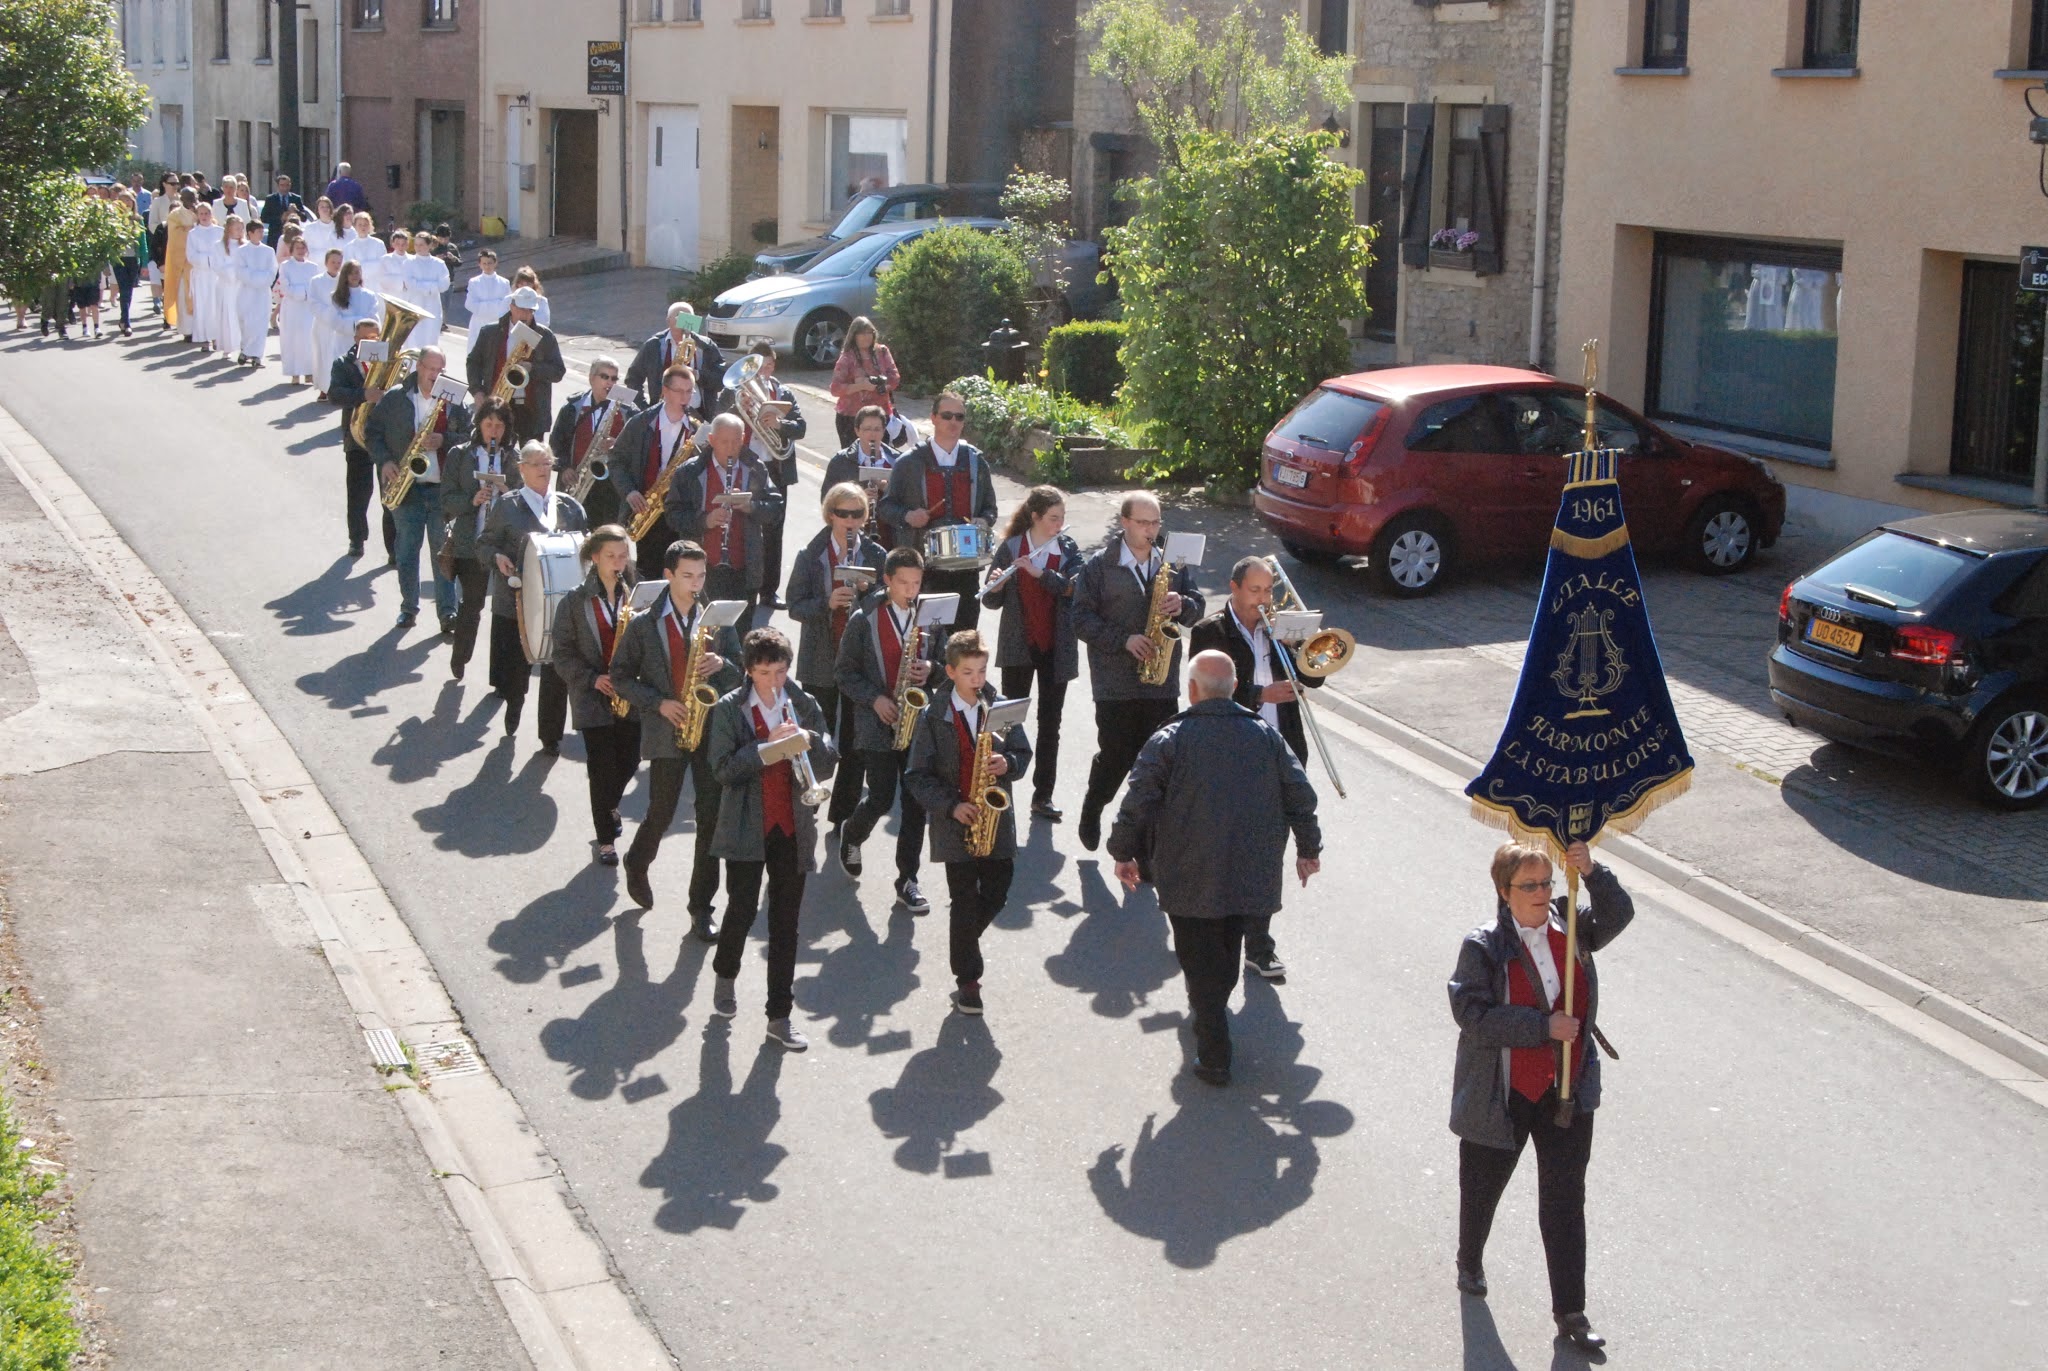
[1429,248,1477,272]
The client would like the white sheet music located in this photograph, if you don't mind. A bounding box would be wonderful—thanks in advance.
[702,599,749,628]
[915,593,960,628]
[1165,531,1206,567]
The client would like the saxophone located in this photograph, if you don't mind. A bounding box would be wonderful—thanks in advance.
[1135,549,1183,687]
[380,388,448,511]
[673,609,721,752]
[627,428,695,543]
[491,325,539,405]
[605,589,636,720]
[890,601,929,751]
[570,400,620,504]
[963,714,1011,858]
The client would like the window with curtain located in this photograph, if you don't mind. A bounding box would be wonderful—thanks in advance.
[258,0,272,59]
[423,0,456,28]
[2031,0,2048,70]
[353,0,383,28]
[827,114,907,212]
[1804,0,1859,68]
[1443,106,1482,234]
[214,0,229,59]
[1643,0,1687,68]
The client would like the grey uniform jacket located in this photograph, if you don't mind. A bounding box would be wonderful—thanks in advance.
[833,599,947,753]
[1447,869,1634,1149]
[550,568,639,732]
[607,590,746,762]
[1188,608,1323,765]
[1071,536,1206,702]
[879,442,999,549]
[979,531,1085,681]
[626,329,723,412]
[479,489,588,618]
[438,440,518,561]
[547,390,639,471]
[606,405,697,503]
[662,452,785,590]
[465,318,569,421]
[905,685,1033,864]
[705,686,837,867]
[785,527,888,687]
[365,374,474,472]
[1106,698,1321,920]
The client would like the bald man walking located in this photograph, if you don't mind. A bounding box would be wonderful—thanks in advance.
[1109,651,1321,1086]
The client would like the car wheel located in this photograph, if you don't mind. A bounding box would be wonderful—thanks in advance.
[1372,514,1450,597]
[797,309,851,368]
[1685,495,1760,575]
[1280,540,1341,567]
[1966,697,2048,810]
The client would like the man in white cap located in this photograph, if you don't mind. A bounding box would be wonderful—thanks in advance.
[466,283,567,443]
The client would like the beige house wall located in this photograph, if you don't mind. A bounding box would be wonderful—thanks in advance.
[478,2,947,267]
[1557,0,2048,534]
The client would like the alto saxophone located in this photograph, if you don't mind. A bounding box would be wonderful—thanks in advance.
[890,601,929,751]
[380,389,449,511]
[491,327,538,405]
[628,429,695,543]
[963,714,1011,858]
[674,609,721,752]
[605,591,636,720]
[570,399,620,504]
[1135,550,1183,687]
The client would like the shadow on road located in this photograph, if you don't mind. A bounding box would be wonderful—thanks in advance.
[1459,1297,1521,1370]
[487,859,618,984]
[1003,813,1074,928]
[415,734,559,854]
[794,902,921,1051]
[1042,858,1179,1018]
[641,1024,788,1233]
[866,1013,1003,1176]
[539,910,704,1102]
[294,623,441,710]
[372,682,497,784]
[265,556,382,636]
[1085,977,1353,1269]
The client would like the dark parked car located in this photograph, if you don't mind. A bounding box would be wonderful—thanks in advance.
[751,182,1002,276]
[1768,510,2048,809]
[1254,365,1787,595]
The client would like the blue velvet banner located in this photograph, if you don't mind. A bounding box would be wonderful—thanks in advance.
[1465,447,1694,853]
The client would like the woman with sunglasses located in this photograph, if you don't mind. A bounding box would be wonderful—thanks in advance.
[1448,838,1633,1357]
[787,482,889,829]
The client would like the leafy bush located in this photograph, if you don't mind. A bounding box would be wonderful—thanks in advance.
[0,1090,80,1370]
[1109,130,1370,490]
[1045,320,1126,405]
[401,199,460,232]
[678,250,756,306]
[943,372,1133,472]
[879,225,1034,388]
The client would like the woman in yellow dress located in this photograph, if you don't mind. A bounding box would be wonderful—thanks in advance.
[162,187,198,333]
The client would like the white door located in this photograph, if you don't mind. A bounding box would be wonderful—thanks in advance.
[644,105,700,270]
[502,110,523,235]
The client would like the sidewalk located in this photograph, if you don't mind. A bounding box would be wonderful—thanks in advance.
[0,422,667,1366]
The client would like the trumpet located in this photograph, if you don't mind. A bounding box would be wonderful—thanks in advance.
[1259,554,1356,798]
[782,700,833,808]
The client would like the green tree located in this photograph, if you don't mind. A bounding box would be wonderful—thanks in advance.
[998,168,1074,339]
[1083,0,1352,167]
[1109,130,1371,490]
[875,223,1034,389]
[0,0,151,303]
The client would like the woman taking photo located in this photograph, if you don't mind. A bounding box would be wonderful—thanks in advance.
[1448,838,1633,1356]
[828,316,899,448]
[550,525,642,865]
[440,397,518,681]
[979,485,1083,820]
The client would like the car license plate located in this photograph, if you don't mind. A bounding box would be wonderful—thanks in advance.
[1806,618,1863,656]
[1273,463,1309,489]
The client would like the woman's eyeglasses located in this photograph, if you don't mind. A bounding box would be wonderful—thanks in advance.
[1510,879,1557,893]
[830,507,866,519]
[935,410,967,421]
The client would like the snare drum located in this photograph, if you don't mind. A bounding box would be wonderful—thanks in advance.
[924,521,991,572]
[515,531,586,664]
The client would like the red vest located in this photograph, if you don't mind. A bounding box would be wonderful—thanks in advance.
[593,591,620,662]
[752,705,797,837]
[1505,925,1576,1103]
[643,411,688,490]
[953,703,980,802]
[876,603,908,692]
[1014,540,1056,655]
[922,455,974,523]
[665,611,694,703]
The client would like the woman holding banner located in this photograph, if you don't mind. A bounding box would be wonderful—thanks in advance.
[1447,838,1633,1356]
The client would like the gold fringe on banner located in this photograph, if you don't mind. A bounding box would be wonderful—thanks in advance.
[1550,523,1634,560]
[1468,766,1693,858]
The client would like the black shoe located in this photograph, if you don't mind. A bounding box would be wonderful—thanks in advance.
[348,542,365,559]
[1246,952,1287,980]
[396,610,418,629]
[690,912,719,943]
[758,593,784,610]
[1190,1058,1230,1087]
[896,877,930,916]
[539,742,560,758]
[1456,1263,1487,1298]
[952,983,983,1016]
[839,836,863,877]
[1555,1314,1605,1355]
[439,617,456,640]
[504,702,522,736]
[450,658,465,681]
[1077,807,1101,851]
[597,845,619,867]
[610,810,624,840]
[624,860,653,909]
[1031,799,1063,821]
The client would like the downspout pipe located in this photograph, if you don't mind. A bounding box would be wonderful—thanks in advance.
[925,0,941,181]
[1527,0,1559,369]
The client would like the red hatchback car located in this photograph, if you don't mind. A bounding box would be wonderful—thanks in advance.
[1254,365,1788,595]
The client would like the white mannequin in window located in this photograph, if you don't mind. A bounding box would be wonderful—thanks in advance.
[1784,268,1830,332]
[1744,265,1787,332]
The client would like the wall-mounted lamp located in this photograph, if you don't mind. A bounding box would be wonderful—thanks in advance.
[757,131,772,150]
[1321,112,1351,150]
[595,99,611,116]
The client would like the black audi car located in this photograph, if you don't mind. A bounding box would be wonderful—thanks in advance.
[1768,509,2048,808]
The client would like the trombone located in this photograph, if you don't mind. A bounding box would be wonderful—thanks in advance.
[1259,554,1357,799]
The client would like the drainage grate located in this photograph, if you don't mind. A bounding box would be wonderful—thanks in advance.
[416,1036,484,1081]
[364,1028,408,1069]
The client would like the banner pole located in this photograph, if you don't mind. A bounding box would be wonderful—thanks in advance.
[1559,862,1580,1102]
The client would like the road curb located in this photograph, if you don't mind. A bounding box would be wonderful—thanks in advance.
[1307,683,2048,1087]
[0,411,677,1370]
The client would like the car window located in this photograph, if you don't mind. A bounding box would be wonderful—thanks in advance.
[1806,531,1977,611]
[1507,392,1643,456]
[799,233,894,278]
[876,198,920,224]
[827,194,888,240]
[1407,395,1518,455]
[1273,388,1386,453]
[1991,554,2048,618]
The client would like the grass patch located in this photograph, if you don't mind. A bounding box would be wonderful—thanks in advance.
[0,1088,81,1370]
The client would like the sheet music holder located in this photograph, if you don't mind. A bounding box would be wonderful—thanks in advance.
[834,564,878,588]
[356,340,388,363]
[430,373,470,404]
[628,580,667,612]
[1271,609,1321,642]
[1164,531,1206,567]
[713,490,755,510]
[702,599,749,629]
[757,731,810,765]
[506,320,543,354]
[984,696,1030,735]
[915,593,960,629]
[857,460,893,485]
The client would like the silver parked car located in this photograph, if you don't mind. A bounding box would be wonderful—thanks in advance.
[706,218,1107,368]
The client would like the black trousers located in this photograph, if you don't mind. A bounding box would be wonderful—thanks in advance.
[489,612,568,747]
[806,684,865,826]
[580,720,640,844]
[112,261,139,328]
[714,828,805,1021]
[582,479,622,531]
[705,561,752,610]
[1082,697,1178,821]
[450,555,488,673]
[1000,655,1067,804]
[634,529,667,582]
[343,449,398,554]
[760,490,790,597]
[945,858,1014,987]
[1168,913,1251,1070]
[834,412,858,448]
[1458,1089,1594,1316]
[844,747,925,882]
[921,564,981,634]
[626,752,724,918]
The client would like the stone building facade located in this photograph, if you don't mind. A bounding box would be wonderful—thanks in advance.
[339,0,479,228]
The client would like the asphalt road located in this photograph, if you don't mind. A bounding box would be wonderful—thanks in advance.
[5,326,2044,1370]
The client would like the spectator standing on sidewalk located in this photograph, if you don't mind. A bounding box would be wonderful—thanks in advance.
[829,316,900,448]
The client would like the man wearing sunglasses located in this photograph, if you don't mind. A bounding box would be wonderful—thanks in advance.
[881,391,997,634]
[786,482,889,829]
[549,355,639,528]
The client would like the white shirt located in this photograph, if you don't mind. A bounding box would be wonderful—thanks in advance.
[747,686,791,727]
[1119,538,1161,591]
[1231,608,1278,730]
[930,438,960,469]
[952,691,982,734]
[661,595,697,634]
[1517,919,1562,1006]
[517,483,556,530]
[656,408,691,467]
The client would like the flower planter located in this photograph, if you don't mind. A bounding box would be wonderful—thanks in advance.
[1429,248,1478,272]
[1067,447,1157,487]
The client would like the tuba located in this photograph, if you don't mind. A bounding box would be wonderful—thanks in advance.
[348,294,429,446]
[725,354,795,466]
[1135,547,1184,687]
[963,711,1011,858]
[890,599,929,751]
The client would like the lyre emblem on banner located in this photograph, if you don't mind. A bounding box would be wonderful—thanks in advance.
[1552,604,1627,718]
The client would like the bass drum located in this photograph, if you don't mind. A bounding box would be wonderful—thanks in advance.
[516,531,586,665]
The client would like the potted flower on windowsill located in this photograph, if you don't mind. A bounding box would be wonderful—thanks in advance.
[1429,228,1480,271]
